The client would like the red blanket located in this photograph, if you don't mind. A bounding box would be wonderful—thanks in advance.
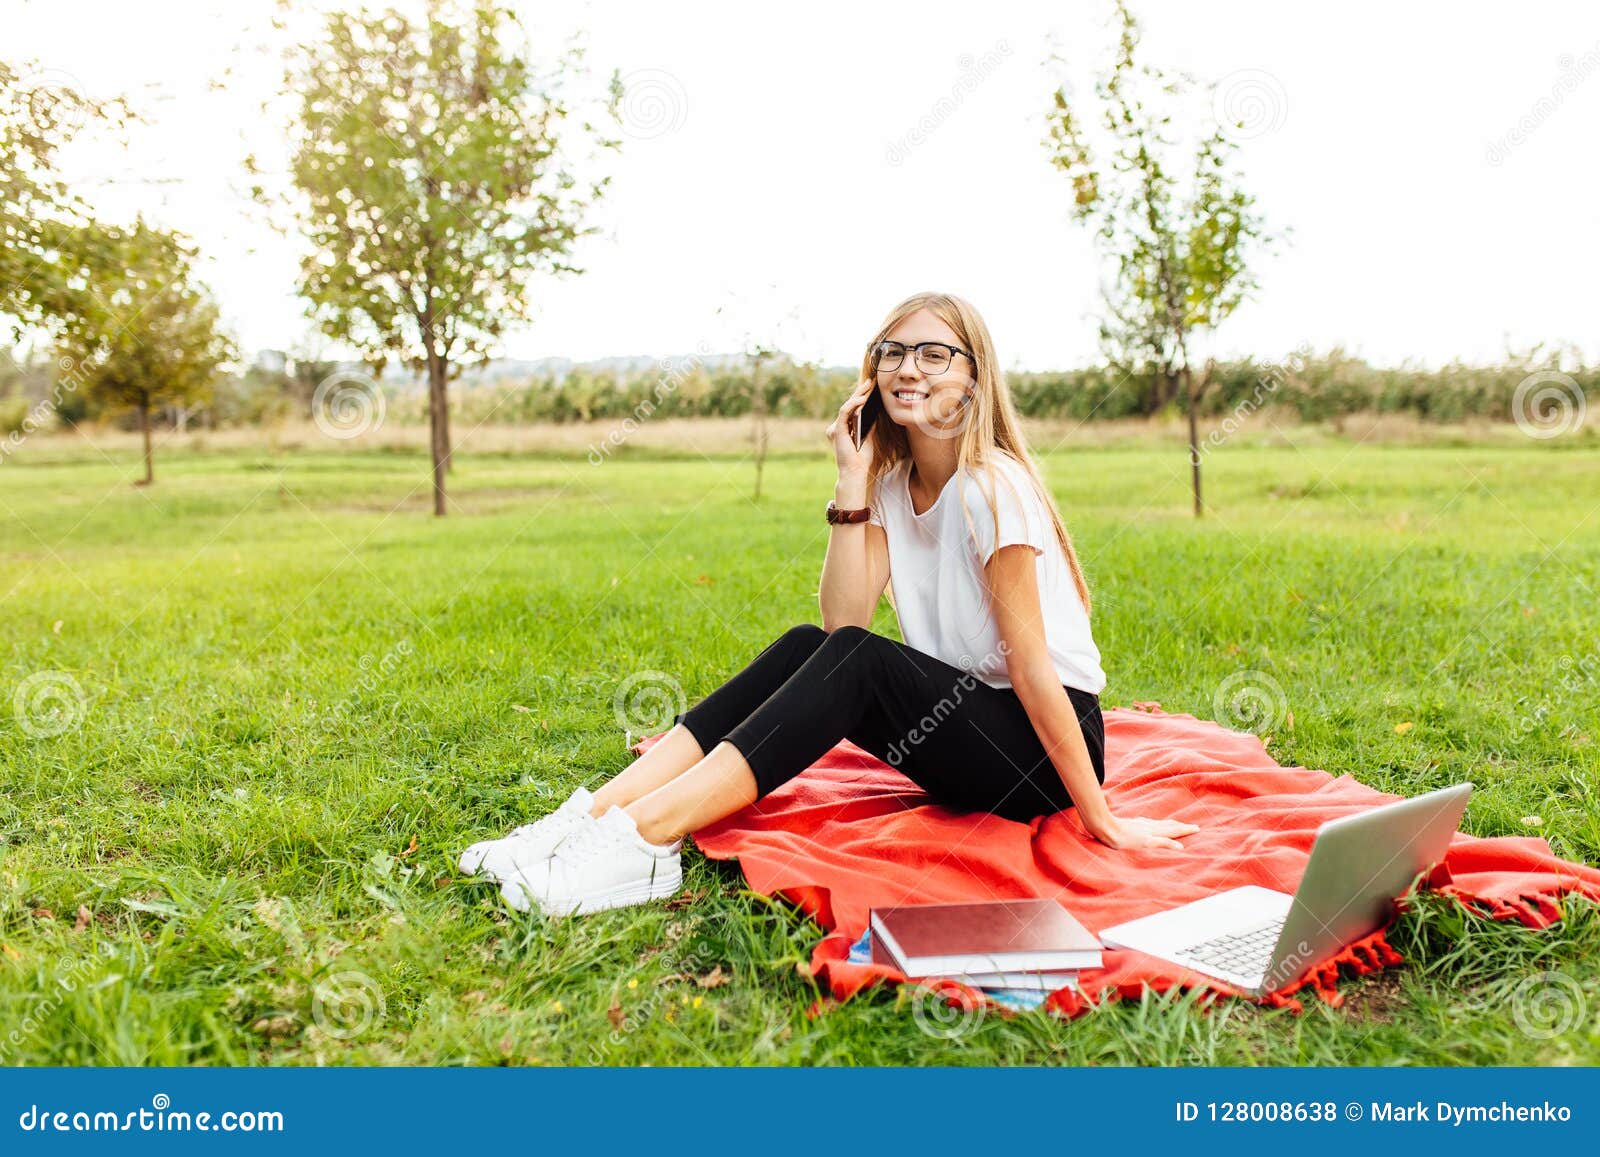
[635,706,1600,1016]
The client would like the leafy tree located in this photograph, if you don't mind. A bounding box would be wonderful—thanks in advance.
[0,60,125,337]
[1045,1,1272,516]
[53,221,234,484]
[257,0,621,515]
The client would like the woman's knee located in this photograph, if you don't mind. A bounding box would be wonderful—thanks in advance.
[818,623,878,658]
[779,623,829,648]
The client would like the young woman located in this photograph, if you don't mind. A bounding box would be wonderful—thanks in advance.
[460,291,1200,915]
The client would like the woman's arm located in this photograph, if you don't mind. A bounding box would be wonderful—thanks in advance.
[819,379,891,631]
[818,503,891,631]
[984,545,1199,851]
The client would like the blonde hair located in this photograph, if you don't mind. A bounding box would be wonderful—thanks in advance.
[861,290,1093,615]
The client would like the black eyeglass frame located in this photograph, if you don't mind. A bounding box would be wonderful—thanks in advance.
[870,340,976,375]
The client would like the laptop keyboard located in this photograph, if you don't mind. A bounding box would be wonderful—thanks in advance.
[1179,918,1285,978]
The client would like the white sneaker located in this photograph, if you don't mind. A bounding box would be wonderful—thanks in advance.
[499,805,682,916]
[457,787,596,881]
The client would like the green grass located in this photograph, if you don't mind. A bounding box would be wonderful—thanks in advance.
[1,433,1598,1065]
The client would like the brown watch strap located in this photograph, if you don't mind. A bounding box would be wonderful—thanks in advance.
[826,500,872,525]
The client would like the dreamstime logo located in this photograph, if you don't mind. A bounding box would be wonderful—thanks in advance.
[312,371,386,440]
[1212,69,1288,142]
[885,41,1013,166]
[909,984,986,1040]
[1212,670,1288,735]
[1,354,92,465]
[618,69,688,140]
[18,68,91,137]
[317,638,412,733]
[13,671,87,738]
[310,970,386,1039]
[588,943,719,1059]
[587,340,714,464]
[883,641,1010,767]
[1202,342,1312,455]
[612,669,686,735]
[1509,971,1587,1040]
[894,368,978,443]
[1484,652,1600,768]
[0,944,116,1063]
[1511,371,1586,439]
[1486,42,1600,166]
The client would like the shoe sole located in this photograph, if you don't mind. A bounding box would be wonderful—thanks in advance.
[535,863,684,917]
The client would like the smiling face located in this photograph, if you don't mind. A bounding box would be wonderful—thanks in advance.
[874,307,976,438]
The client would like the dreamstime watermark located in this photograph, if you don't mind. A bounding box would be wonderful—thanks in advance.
[1202,342,1312,455]
[587,340,713,464]
[909,982,987,1040]
[0,944,117,1064]
[311,370,386,440]
[1494,648,1599,762]
[618,68,688,140]
[885,41,1013,166]
[882,640,1011,768]
[310,969,387,1039]
[1457,968,1593,1043]
[586,942,719,1061]
[12,670,87,738]
[613,669,686,741]
[16,1094,284,1134]
[1211,69,1288,142]
[894,365,978,443]
[16,67,91,137]
[1509,971,1589,1040]
[1212,670,1289,735]
[1486,42,1600,166]
[1511,370,1586,439]
[316,639,413,732]
[1,355,92,465]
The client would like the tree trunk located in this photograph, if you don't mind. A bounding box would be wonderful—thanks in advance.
[1184,364,1202,518]
[751,355,767,500]
[427,350,449,516]
[441,367,453,475]
[139,400,154,486]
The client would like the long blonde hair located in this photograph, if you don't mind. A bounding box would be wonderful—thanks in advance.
[861,291,1093,615]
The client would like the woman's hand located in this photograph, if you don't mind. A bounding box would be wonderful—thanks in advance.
[1088,813,1200,851]
[825,376,879,480]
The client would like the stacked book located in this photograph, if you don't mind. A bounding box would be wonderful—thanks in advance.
[865,898,1102,1010]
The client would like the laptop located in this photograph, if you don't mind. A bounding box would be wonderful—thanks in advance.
[1098,783,1471,996]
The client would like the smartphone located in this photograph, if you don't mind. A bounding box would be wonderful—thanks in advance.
[853,349,885,451]
[852,387,883,452]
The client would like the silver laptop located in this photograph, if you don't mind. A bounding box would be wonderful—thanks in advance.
[1098,783,1471,996]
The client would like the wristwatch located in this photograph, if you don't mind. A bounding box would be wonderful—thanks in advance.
[826,500,872,525]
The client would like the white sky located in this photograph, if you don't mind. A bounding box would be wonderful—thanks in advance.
[8,0,1600,370]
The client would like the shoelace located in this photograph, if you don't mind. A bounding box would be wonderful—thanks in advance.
[510,801,583,841]
[551,823,628,867]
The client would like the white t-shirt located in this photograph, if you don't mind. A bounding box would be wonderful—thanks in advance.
[868,452,1106,695]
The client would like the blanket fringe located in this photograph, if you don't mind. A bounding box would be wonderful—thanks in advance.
[802,874,1593,1021]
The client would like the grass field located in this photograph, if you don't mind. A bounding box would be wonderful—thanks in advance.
[2,429,1599,1065]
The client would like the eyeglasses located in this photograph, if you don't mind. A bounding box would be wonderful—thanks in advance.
[871,340,974,376]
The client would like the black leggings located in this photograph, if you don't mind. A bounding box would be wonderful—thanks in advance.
[672,624,1105,823]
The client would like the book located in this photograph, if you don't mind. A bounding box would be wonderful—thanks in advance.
[869,898,1102,977]
[934,969,1081,990]
[984,986,1058,1011]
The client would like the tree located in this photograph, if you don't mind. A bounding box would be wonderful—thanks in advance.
[53,221,234,485]
[257,0,620,515]
[1045,1,1271,516]
[0,60,125,338]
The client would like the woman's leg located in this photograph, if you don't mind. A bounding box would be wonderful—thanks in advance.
[588,624,830,814]
[624,625,1105,844]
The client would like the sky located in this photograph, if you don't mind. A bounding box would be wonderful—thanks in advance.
[7,0,1600,371]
